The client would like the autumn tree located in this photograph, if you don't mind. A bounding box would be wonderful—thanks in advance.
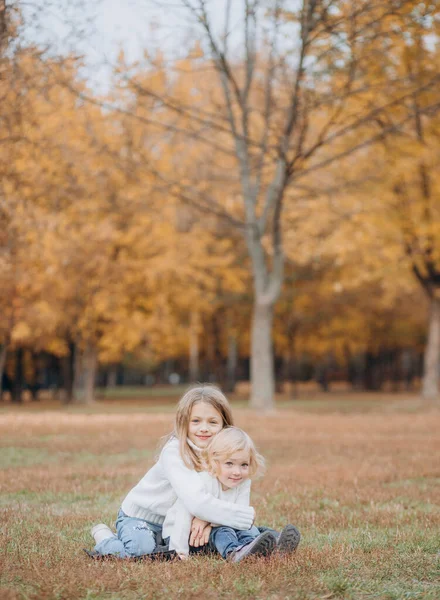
[305,2,440,400]
[104,0,439,409]
[381,32,440,400]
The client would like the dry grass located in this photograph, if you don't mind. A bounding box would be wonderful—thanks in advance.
[0,392,439,599]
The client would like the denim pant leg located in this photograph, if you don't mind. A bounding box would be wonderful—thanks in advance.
[94,510,161,558]
[116,510,162,557]
[94,531,125,557]
[210,526,239,559]
[235,525,260,548]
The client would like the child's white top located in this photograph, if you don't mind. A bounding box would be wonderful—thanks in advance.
[162,471,252,555]
[120,437,254,531]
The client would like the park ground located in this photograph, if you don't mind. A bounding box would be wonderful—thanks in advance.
[0,389,439,600]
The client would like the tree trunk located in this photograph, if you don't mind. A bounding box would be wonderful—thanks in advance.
[250,302,275,411]
[288,326,298,399]
[0,0,8,58]
[189,311,200,382]
[107,365,117,388]
[226,332,237,393]
[0,342,7,400]
[82,344,98,404]
[281,351,290,394]
[211,312,226,386]
[11,347,24,403]
[72,344,83,401]
[61,342,75,403]
[422,295,440,400]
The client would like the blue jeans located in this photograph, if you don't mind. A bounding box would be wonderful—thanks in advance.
[210,525,261,559]
[94,509,162,558]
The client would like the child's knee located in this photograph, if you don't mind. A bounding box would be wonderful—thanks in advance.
[124,526,156,557]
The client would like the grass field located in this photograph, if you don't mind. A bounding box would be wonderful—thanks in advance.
[0,391,439,599]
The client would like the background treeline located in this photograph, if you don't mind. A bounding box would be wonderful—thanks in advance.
[1,0,439,406]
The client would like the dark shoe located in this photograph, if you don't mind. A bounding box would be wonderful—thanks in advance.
[83,547,177,562]
[83,548,106,560]
[227,531,277,563]
[277,524,301,554]
[137,548,177,562]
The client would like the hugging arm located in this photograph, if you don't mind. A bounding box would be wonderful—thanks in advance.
[166,499,194,556]
[161,445,255,530]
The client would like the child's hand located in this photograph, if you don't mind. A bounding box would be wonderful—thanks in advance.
[197,524,212,547]
[190,517,210,547]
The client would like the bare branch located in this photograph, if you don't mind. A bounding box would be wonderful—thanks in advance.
[299,72,440,165]
[254,0,282,201]
[294,98,440,182]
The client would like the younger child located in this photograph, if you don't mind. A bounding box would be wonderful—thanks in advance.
[163,427,277,562]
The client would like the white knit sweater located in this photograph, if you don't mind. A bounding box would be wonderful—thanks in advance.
[162,471,252,555]
[120,437,255,530]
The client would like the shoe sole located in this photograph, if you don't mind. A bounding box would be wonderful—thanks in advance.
[230,531,277,562]
[255,531,277,557]
[277,525,301,554]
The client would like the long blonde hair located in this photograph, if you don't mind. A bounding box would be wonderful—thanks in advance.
[203,426,265,479]
[164,384,234,471]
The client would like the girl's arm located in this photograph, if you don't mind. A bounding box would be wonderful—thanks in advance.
[165,498,193,557]
[161,444,255,530]
[207,479,252,529]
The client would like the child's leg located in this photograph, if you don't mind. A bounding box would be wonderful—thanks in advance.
[94,532,125,557]
[235,525,260,548]
[209,526,240,559]
[94,510,160,558]
[257,525,279,539]
[116,511,161,558]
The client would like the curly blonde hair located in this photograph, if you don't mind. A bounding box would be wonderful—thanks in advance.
[203,426,265,479]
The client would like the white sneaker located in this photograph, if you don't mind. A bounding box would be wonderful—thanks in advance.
[91,523,115,544]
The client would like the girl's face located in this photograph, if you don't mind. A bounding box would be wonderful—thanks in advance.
[187,402,223,448]
[216,450,251,490]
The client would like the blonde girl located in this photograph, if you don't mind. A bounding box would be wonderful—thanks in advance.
[90,385,255,558]
[163,426,279,562]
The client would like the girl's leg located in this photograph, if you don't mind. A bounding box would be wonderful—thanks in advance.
[235,525,260,548]
[115,510,161,558]
[94,510,161,558]
[209,526,240,559]
[94,532,125,557]
[257,525,279,539]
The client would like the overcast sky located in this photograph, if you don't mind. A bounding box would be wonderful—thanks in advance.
[22,0,247,90]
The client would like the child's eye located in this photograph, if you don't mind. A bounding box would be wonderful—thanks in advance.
[242,463,249,467]
[192,419,199,423]
[225,462,233,466]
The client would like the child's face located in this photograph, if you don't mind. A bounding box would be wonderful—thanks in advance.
[215,450,251,490]
[187,402,223,448]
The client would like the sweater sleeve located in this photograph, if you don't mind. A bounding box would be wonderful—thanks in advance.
[161,444,255,530]
[167,498,193,556]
